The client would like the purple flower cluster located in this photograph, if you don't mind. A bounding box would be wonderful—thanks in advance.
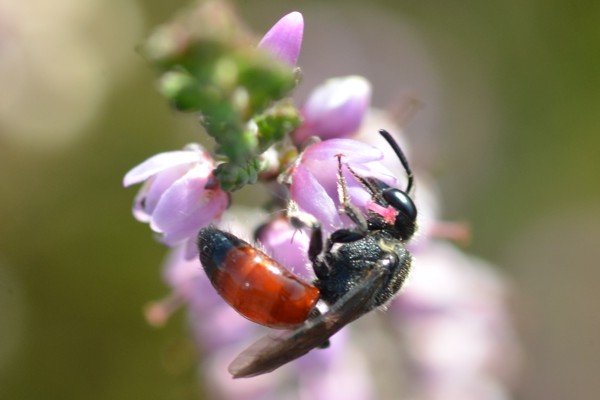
[127,11,520,399]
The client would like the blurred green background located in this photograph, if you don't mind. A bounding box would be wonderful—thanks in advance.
[0,0,598,399]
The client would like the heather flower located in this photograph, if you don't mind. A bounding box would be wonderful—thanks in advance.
[286,138,398,233]
[258,11,304,66]
[123,144,229,248]
[293,76,372,144]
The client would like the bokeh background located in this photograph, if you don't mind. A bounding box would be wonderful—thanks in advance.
[1,0,598,399]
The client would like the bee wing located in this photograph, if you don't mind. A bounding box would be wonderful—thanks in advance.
[228,267,387,378]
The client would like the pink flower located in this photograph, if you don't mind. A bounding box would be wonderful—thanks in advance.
[286,138,397,233]
[258,11,304,66]
[293,76,372,144]
[123,144,229,248]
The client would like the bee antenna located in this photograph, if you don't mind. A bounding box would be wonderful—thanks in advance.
[378,129,414,194]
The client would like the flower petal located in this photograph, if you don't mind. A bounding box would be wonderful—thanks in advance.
[346,185,372,210]
[123,150,201,187]
[290,164,341,231]
[158,193,227,246]
[347,161,398,188]
[150,164,223,242]
[256,217,313,280]
[294,76,371,143]
[258,12,304,66]
[138,163,192,219]
[303,139,382,163]
[132,179,153,223]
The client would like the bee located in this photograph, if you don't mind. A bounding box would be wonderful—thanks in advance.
[198,129,417,378]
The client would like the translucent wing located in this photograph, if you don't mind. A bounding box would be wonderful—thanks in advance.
[228,267,387,378]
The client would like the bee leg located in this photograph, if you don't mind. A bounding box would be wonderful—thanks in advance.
[286,201,332,279]
[309,226,333,280]
[330,229,366,243]
[307,223,323,262]
[335,154,369,233]
[287,200,323,261]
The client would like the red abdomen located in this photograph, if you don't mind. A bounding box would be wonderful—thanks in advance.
[198,227,320,328]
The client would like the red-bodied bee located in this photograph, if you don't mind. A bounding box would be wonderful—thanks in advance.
[197,129,417,378]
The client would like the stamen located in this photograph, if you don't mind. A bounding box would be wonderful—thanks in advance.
[427,221,471,245]
[144,294,185,327]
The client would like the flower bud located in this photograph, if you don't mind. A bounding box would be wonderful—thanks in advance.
[258,12,304,66]
[293,76,372,144]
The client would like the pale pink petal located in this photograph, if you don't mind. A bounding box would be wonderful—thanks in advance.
[294,76,371,143]
[132,180,153,222]
[257,217,313,280]
[303,139,382,163]
[123,150,201,187]
[160,190,228,246]
[258,12,304,66]
[301,158,339,205]
[346,185,372,210]
[139,164,192,218]
[290,164,341,231]
[348,161,398,187]
[150,165,215,237]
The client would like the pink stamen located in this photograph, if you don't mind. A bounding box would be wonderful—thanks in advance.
[144,294,184,327]
[427,221,471,245]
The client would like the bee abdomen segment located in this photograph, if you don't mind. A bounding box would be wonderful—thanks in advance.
[198,227,320,329]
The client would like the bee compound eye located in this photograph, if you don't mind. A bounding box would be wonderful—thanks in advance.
[382,188,417,222]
